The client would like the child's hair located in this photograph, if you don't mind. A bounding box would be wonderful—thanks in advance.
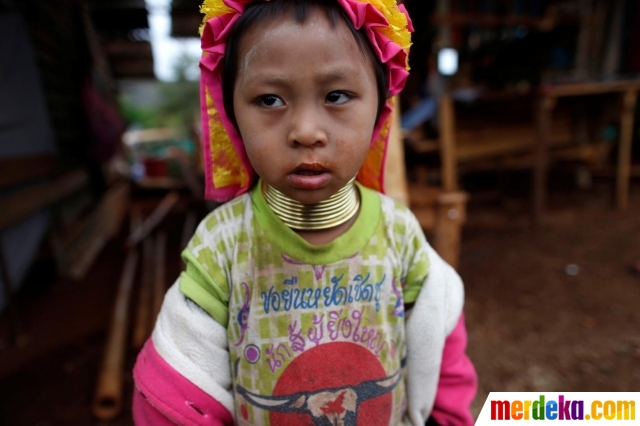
[221,0,389,129]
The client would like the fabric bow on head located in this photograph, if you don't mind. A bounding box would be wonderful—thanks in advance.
[199,0,413,202]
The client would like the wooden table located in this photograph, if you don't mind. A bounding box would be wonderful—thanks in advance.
[534,80,640,223]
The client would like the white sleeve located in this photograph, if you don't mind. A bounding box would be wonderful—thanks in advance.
[404,243,465,426]
[151,281,235,419]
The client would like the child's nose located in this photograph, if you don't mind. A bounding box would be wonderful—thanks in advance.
[287,107,328,148]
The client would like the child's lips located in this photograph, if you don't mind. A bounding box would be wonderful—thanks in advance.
[288,164,331,189]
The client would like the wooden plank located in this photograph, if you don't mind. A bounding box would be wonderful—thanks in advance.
[0,154,58,189]
[455,129,574,161]
[592,164,640,178]
[542,80,640,98]
[126,192,180,248]
[430,13,582,29]
[103,40,153,58]
[0,170,88,230]
[65,183,130,280]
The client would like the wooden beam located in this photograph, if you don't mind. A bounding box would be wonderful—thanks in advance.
[542,80,640,98]
[0,154,57,189]
[65,183,130,280]
[0,170,88,230]
[103,41,153,58]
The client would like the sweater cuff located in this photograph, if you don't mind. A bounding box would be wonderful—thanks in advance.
[431,314,478,426]
[133,338,234,426]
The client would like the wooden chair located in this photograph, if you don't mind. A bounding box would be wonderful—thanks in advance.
[384,97,468,269]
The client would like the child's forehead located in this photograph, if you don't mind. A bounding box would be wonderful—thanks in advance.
[237,9,367,71]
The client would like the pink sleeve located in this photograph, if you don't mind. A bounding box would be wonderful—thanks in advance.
[133,338,234,426]
[430,314,478,426]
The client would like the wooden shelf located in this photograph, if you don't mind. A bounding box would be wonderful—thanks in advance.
[430,13,583,29]
[541,80,640,97]
[455,122,573,162]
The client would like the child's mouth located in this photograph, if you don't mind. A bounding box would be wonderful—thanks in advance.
[296,170,324,176]
[289,164,331,189]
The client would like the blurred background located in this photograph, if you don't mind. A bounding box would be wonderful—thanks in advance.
[0,0,639,424]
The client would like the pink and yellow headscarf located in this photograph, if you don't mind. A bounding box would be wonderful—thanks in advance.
[199,0,413,201]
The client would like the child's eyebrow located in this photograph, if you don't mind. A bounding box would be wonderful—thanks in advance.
[248,75,292,87]
[315,69,353,85]
[244,67,358,87]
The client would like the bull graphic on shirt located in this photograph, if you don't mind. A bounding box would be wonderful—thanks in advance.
[236,368,401,426]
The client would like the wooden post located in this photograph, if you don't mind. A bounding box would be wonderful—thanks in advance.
[533,95,556,224]
[433,191,468,269]
[439,94,458,191]
[616,90,637,210]
[384,96,410,206]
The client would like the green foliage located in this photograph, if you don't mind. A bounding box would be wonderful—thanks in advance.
[120,50,200,132]
[120,102,163,129]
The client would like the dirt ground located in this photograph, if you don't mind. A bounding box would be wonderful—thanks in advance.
[463,180,640,415]
[0,178,639,425]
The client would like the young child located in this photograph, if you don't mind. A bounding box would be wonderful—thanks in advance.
[133,0,477,425]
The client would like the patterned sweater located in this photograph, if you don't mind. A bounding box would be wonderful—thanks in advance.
[133,183,477,426]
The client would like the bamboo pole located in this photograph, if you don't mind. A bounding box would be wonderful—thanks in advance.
[132,236,153,350]
[152,232,167,325]
[92,212,140,420]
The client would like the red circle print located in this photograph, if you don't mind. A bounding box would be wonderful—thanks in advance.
[270,342,392,426]
[241,404,249,420]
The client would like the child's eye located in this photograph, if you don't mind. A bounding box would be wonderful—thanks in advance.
[326,91,351,105]
[257,95,284,108]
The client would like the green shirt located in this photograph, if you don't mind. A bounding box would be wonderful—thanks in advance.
[179,183,430,426]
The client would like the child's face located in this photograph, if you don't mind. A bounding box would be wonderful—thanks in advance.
[233,8,379,205]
